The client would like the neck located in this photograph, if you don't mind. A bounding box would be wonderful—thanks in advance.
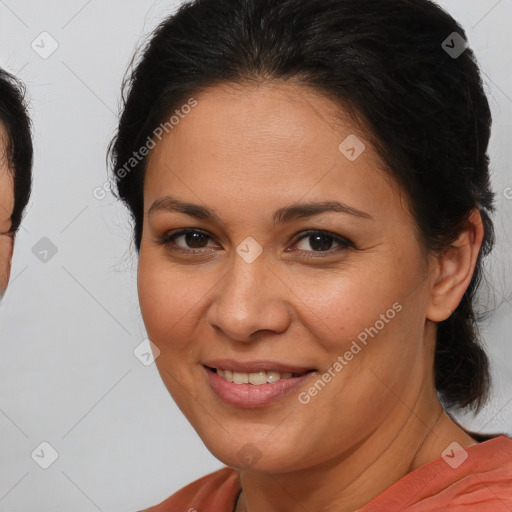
[235,388,476,512]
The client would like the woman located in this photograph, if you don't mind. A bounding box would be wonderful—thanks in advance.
[109,0,512,510]
[0,69,32,297]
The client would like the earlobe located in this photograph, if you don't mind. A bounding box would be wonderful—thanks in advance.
[426,209,484,323]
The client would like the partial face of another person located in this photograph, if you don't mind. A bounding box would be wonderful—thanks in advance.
[137,82,446,473]
[0,126,14,296]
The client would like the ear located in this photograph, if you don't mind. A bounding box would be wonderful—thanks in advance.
[426,209,484,322]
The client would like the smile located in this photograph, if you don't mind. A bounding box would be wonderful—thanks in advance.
[213,368,309,385]
[203,362,316,408]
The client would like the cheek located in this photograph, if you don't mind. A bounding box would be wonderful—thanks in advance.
[0,236,13,294]
[137,252,208,407]
[284,265,407,347]
[285,252,428,389]
[317,279,428,404]
[137,251,211,350]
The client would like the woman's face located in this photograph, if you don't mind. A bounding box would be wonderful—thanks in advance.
[138,82,437,473]
[0,127,14,296]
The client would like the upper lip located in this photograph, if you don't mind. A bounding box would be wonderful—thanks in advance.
[203,359,315,374]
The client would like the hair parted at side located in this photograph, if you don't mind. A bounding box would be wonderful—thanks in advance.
[109,0,496,412]
[0,68,33,233]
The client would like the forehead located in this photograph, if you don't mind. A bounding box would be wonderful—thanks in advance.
[0,123,11,175]
[146,81,397,203]
[168,81,355,152]
[0,122,12,169]
[146,82,385,183]
[0,122,8,158]
[0,123,15,226]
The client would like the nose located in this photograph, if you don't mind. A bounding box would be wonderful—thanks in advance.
[206,256,292,342]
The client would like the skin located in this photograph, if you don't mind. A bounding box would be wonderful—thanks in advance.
[138,81,483,512]
[0,126,15,296]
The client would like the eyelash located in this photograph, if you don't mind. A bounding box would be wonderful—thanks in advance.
[155,228,354,258]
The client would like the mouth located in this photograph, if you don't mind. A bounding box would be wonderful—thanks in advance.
[206,366,312,385]
[203,361,316,408]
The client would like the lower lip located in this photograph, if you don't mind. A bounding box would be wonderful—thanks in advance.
[205,367,314,408]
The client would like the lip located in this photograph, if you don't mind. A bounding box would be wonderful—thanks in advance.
[203,360,316,408]
[202,359,313,374]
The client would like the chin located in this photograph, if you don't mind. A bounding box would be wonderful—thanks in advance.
[197,427,309,474]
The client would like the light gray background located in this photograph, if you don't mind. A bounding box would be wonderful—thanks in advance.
[0,1,511,511]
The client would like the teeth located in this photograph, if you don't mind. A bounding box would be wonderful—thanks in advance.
[216,369,297,385]
[248,371,267,385]
[217,368,300,386]
[266,371,280,383]
[233,372,249,384]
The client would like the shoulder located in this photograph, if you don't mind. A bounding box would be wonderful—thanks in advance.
[361,434,512,511]
[140,467,240,512]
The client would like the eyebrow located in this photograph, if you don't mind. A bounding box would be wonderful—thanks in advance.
[148,196,374,224]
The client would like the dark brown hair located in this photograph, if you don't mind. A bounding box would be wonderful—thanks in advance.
[0,68,33,233]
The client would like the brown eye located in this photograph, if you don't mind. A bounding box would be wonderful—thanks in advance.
[307,234,335,251]
[293,230,351,253]
[159,229,218,251]
[181,231,210,248]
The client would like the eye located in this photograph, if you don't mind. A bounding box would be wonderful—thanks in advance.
[290,230,352,254]
[156,228,353,257]
[158,229,219,251]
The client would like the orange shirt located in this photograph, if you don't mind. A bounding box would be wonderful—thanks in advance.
[141,435,512,512]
